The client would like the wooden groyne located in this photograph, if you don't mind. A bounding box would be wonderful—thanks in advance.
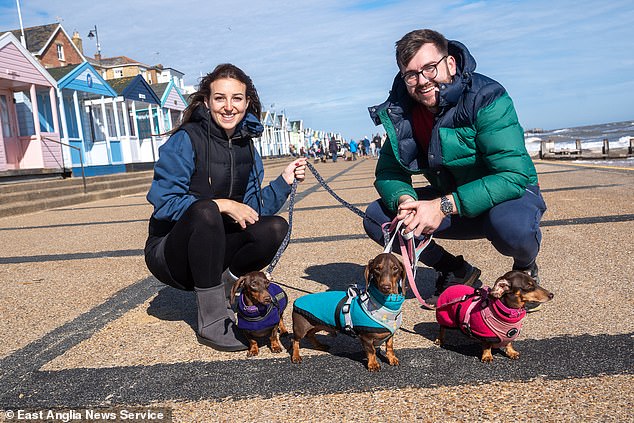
[538,137,634,160]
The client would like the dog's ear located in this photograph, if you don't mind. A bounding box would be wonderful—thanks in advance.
[365,259,375,291]
[230,276,246,305]
[490,277,511,298]
[398,259,407,295]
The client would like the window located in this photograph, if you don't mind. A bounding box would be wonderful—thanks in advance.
[56,44,65,61]
[113,68,123,78]
[1,95,13,137]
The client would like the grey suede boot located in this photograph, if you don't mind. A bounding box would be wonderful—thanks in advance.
[195,284,248,351]
[221,268,238,322]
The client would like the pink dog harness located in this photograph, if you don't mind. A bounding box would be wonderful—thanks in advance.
[436,285,526,348]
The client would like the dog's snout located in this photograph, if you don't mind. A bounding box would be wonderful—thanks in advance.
[548,292,554,300]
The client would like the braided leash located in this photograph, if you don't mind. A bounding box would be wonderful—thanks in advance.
[266,178,298,276]
[266,162,421,288]
[267,162,382,276]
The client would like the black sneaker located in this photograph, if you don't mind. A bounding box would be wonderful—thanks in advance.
[427,257,481,307]
[515,262,542,313]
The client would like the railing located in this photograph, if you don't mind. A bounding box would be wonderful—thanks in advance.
[41,136,87,194]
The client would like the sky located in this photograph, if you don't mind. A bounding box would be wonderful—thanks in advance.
[1,0,633,139]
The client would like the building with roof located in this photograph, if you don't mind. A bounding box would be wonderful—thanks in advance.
[0,32,62,173]
[150,81,186,133]
[101,75,161,164]
[47,61,123,176]
[87,55,185,89]
[2,23,85,68]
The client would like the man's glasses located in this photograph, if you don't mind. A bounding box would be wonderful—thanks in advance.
[401,56,447,87]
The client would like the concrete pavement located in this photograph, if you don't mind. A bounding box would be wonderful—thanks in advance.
[0,158,632,422]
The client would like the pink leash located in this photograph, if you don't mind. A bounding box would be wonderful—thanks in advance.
[381,217,435,309]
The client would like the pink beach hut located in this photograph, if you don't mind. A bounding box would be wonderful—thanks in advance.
[0,32,62,173]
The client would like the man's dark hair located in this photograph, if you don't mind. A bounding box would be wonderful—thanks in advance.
[395,29,449,68]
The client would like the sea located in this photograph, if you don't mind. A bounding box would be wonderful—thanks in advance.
[524,120,634,166]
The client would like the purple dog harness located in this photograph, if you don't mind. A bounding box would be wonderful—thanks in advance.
[236,282,288,332]
[436,285,526,348]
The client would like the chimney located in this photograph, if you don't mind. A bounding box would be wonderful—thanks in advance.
[94,52,102,62]
[71,31,83,54]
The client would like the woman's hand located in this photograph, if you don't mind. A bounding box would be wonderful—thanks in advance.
[282,157,307,184]
[213,199,258,229]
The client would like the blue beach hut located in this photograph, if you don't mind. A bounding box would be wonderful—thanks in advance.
[106,75,161,165]
[48,62,120,175]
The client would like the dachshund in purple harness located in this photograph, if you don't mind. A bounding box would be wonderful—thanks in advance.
[231,271,288,357]
[435,270,553,362]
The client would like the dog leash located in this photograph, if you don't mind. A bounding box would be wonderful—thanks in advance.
[266,162,383,277]
[382,217,435,309]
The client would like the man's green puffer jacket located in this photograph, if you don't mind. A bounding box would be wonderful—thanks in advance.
[368,40,538,217]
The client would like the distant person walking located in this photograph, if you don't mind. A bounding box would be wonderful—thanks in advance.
[362,137,371,158]
[329,136,339,162]
[363,29,546,309]
[349,138,358,160]
[144,63,307,352]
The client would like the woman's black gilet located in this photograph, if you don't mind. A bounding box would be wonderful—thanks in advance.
[182,107,254,203]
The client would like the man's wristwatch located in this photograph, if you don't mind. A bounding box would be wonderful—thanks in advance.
[440,195,453,216]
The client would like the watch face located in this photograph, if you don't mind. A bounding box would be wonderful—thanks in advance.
[441,196,453,215]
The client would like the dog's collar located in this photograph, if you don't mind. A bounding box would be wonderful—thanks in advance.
[490,297,525,320]
[367,283,405,308]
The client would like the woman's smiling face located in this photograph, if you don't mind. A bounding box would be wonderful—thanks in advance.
[206,77,249,137]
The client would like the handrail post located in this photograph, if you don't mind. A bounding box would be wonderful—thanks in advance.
[42,136,87,194]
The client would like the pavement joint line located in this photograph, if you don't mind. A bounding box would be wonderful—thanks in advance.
[0,219,147,232]
[1,332,632,408]
[4,210,634,266]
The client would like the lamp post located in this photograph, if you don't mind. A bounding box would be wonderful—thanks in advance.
[86,25,101,61]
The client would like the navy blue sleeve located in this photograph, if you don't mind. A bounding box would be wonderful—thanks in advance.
[146,131,197,221]
[243,148,292,216]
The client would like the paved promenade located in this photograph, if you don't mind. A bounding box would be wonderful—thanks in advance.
[1,158,633,422]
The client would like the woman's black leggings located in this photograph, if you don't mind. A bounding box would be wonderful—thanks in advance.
[163,200,288,289]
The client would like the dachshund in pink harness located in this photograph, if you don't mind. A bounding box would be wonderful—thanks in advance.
[435,270,553,362]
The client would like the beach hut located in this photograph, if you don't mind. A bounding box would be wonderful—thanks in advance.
[258,110,276,157]
[150,80,187,134]
[47,62,121,176]
[99,75,161,164]
[0,32,62,173]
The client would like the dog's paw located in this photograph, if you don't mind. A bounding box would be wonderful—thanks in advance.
[433,338,443,347]
[481,355,493,363]
[246,349,259,358]
[388,356,400,367]
[367,362,381,372]
[506,350,520,360]
[271,344,283,354]
[290,355,303,364]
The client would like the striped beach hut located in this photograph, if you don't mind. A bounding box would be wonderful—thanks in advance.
[0,32,62,173]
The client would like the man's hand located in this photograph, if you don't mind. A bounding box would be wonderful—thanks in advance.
[397,196,453,237]
[213,199,258,229]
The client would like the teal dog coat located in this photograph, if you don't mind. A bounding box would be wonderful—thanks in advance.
[293,283,405,338]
